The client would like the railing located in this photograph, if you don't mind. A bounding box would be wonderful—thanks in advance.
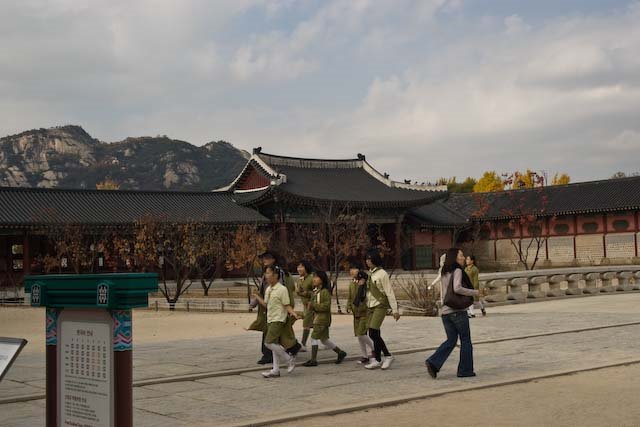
[480,265,640,303]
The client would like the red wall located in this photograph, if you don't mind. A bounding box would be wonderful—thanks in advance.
[237,167,270,190]
[605,212,637,233]
[576,214,605,234]
[548,215,576,236]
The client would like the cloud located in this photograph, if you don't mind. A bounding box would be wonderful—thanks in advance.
[304,2,640,181]
[0,0,638,183]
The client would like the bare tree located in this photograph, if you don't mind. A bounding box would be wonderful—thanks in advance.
[128,216,207,309]
[499,187,551,270]
[394,272,439,316]
[312,202,370,313]
[225,223,271,303]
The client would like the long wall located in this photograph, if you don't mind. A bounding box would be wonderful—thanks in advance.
[412,211,640,271]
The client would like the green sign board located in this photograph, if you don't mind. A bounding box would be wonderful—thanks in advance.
[24,273,158,310]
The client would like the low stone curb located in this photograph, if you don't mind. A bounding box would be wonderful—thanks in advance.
[224,358,640,427]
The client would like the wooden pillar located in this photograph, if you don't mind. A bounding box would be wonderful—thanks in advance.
[573,215,578,259]
[23,231,31,275]
[394,219,402,269]
[45,308,59,427]
[113,310,133,427]
[493,223,498,262]
[603,213,608,259]
[635,212,639,257]
[544,217,550,260]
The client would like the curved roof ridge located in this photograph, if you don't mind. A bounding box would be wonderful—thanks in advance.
[257,152,363,169]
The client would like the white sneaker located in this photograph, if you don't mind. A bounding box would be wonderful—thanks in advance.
[299,345,307,353]
[287,355,296,373]
[381,356,395,370]
[261,370,280,378]
[364,359,382,370]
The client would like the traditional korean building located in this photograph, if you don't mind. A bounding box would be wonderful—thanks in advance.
[409,175,640,270]
[218,148,447,268]
[0,188,267,288]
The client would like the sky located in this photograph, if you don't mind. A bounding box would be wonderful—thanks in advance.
[1,0,639,183]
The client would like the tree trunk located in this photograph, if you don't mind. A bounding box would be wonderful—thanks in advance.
[201,278,209,296]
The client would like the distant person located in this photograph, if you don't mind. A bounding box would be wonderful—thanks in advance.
[364,249,400,370]
[429,253,447,292]
[302,271,347,366]
[295,260,315,352]
[347,257,375,364]
[425,248,479,379]
[252,265,299,378]
[465,255,485,317]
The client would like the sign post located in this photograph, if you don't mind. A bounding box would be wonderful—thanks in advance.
[25,273,158,427]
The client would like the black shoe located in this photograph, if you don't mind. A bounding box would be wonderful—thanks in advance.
[481,308,486,316]
[468,313,476,318]
[257,358,272,365]
[335,350,347,364]
[425,361,437,379]
[457,372,477,378]
[302,360,318,367]
[287,342,302,356]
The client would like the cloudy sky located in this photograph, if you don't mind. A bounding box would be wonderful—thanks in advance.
[1,0,639,183]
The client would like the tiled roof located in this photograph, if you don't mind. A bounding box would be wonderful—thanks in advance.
[409,176,640,227]
[0,187,268,227]
[236,151,447,207]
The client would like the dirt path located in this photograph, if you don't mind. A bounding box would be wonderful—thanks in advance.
[0,307,356,353]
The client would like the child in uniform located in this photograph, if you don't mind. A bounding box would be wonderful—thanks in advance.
[302,271,347,366]
[347,257,375,364]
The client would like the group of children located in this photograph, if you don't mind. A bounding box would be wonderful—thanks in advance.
[249,249,400,378]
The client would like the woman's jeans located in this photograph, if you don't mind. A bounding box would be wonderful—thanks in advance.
[426,311,475,376]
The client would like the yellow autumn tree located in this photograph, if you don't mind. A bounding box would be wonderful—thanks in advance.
[552,173,571,185]
[473,171,504,193]
[511,170,537,189]
[96,178,120,190]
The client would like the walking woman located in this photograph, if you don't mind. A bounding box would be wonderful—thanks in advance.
[295,260,315,352]
[426,248,479,379]
[364,249,400,370]
[347,257,375,364]
[465,255,485,317]
[302,271,347,366]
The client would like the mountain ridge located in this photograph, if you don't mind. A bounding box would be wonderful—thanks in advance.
[0,125,248,191]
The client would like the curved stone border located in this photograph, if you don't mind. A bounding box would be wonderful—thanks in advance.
[225,358,640,427]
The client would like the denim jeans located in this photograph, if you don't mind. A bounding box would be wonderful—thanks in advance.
[426,311,475,376]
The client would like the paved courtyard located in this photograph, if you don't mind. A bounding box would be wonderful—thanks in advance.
[1,294,640,426]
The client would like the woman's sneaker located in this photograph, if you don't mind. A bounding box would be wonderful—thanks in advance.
[261,370,280,378]
[357,357,369,365]
[381,356,395,370]
[287,355,296,373]
[364,359,382,370]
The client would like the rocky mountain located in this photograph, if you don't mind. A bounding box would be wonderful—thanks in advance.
[0,125,250,191]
